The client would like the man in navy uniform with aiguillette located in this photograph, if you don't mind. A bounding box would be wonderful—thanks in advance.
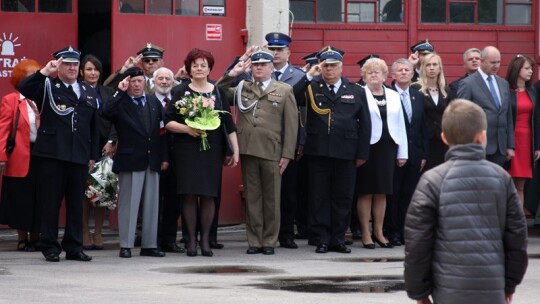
[18,46,100,262]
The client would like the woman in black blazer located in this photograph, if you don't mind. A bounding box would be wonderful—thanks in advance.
[412,53,452,171]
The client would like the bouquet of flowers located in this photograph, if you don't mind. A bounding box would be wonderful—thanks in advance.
[174,91,222,151]
[85,157,118,210]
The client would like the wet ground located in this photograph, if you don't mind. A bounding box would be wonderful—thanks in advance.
[0,225,539,304]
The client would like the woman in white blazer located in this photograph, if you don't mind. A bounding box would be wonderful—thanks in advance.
[356,58,408,249]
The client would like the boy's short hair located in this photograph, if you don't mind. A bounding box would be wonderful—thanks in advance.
[442,99,487,145]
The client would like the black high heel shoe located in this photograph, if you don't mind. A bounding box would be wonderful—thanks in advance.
[372,235,394,248]
[186,242,198,257]
[361,242,375,249]
[201,249,213,257]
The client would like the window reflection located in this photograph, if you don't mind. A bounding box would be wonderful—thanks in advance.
[290,0,314,22]
[318,0,341,22]
[149,0,171,15]
[421,0,445,23]
[120,0,144,14]
[348,3,374,23]
[380,0,402,22]
[176,0,198,15]
[506,4,530,25]
[39,0,71,13]
[449,3,474,23]
[1,0,34,12]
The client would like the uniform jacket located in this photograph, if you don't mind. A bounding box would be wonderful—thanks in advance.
[457,71,514,155]
[509,87,540,165]
[217,75,298,161]
[0,93,32,177]
[17,71,100,165]
[392,85,428,165]
[364,86,408,159]
[102,91,166,173]
[293,75,371,161]
[404,143,528,304]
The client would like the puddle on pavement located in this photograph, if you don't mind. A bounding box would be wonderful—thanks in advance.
[153,265,283,275]
[331,257,404,263]
[249,275,405,293]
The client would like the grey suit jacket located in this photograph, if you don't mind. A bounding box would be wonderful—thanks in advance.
[457,71,514,155]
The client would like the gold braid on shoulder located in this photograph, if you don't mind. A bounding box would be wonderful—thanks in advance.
[307,85,331,134]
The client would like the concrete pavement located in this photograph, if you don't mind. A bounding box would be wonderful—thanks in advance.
[0,226,539,304]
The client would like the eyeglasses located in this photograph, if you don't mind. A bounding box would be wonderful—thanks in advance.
[142,58,160,63]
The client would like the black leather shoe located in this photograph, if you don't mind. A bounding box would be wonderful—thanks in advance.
[140,248,166,257]
[262,247,275,255]
[66,251,92,261]
[44,253,60,262]
[161,242,186,253]
[362,242,376,249]
[209,241,224,249]
[315,244,328,253]
[389,238,402,247]
[201,249,213,257]
[119,248,132,258]
[344,239,354,245]
[328,244,351,253]
[373,235,394,249]
[246,247,262,254]
[279,239,298,249]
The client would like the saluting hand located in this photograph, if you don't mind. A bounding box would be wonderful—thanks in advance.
[118,76,131,91]
[120,54,143,73]
[229,59,252,77]
[41,57,63,76]
[307,61,325,78]
[408,51,419,66]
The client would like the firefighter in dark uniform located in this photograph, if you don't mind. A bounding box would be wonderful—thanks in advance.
[293,46,371,254]
[17,46,100,262]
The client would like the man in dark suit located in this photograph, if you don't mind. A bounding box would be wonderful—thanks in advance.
[457,46,515,166]
[385,58,428,246]
[448,48,481,99]
[17,46,100,262]
[293,46,371,254]
[102,67,167,258]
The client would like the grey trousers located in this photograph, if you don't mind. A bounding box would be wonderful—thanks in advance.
[118,167,160,248]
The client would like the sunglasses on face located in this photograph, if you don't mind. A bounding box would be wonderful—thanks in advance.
[142,58,159,63]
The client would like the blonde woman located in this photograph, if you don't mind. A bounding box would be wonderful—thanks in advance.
[412,53,452,171]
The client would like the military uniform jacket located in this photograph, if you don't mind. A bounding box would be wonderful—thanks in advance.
[293,75,371,161]
[17,71,100,165]
[102,90,166,173]
[217,75,298,161]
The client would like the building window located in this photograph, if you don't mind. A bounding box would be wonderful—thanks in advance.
[39,0,71,13]
[176,0,199,15]
[1,0,35,12]
[290,0,403,23]
[421,0,532,25]
[118,0,225,16]
[149,0,172,15]
[120,0,144,14]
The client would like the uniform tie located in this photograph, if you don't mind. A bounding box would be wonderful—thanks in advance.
[487,75,501,109]
[68,84,77,98]
[163,97,170,109]
[329,84,336,97]
[401,91,412,122]
[134,96,145,108]
[273,71,282,81]
[27,99,40,128]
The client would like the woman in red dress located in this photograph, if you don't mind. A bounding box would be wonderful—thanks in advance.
[505,54,540,207]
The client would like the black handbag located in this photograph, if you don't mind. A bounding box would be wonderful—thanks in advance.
[6,107,20,154]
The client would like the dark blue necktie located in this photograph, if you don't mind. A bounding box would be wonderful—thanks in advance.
[274,71,282,80]
[486,76,501,109]
[134,96,145,108]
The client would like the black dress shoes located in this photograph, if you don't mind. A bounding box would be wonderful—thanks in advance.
[315,244,328,253]
[140,248,166,257]
[119,248,132,258]
[66,251,92,261]
[328,244,351,253]
[344,239,354,245]
[209,242,224,249]
[44,253,60,262]
[262,247,275,255]
[161,242,186,253]
[389,238,402,247]
[279,239,298,249]
[373,235,394,249]
[246,247,262,254]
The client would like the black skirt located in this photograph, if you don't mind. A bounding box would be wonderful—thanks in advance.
[0,155,41,232]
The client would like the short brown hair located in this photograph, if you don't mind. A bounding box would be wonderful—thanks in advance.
[184,48,215,77]
[442,99,487,146]
[11,59,41,89]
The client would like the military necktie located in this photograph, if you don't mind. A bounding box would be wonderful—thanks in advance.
[274,71,282,81]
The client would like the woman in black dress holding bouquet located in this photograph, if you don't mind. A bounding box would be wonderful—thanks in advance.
[165,48,239,257]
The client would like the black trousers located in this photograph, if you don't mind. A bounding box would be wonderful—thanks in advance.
[158,168,181,245]
[308,156,355,246]
[37,157,87,256]
[385,162,422,239]
[278,158,299,241]
[293,156,310,236]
